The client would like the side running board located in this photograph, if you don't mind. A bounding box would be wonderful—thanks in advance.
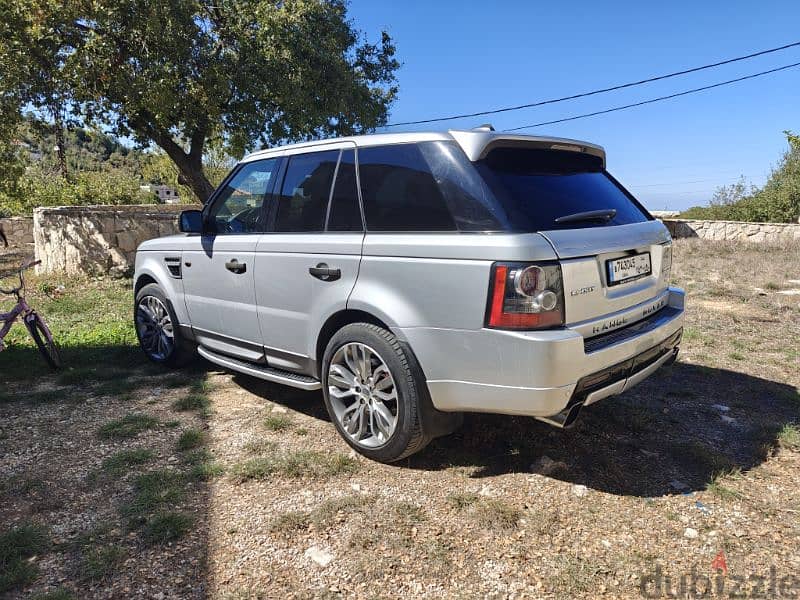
[197,346,321,391]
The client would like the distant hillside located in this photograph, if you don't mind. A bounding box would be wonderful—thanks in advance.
[15,120,144,177]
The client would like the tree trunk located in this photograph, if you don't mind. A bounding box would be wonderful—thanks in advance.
[151,129,215,203]
[53,112,69,181]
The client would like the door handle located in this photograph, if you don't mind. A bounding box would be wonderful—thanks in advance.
[309,263,341,282]
[225,259,247,274]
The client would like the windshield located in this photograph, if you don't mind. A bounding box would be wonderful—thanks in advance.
[474,147,651,232]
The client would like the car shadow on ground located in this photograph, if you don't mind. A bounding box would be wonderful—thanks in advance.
[410,361,799,497]
[234,361,798,499]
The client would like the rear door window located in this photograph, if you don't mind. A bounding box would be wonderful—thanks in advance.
[326,149,363,231]
[274,150,339,232]
[474,147,651,231]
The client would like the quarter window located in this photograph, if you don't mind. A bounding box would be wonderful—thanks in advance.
[358,143,456,231]
[209,158,279,234]
[275,150,339,232]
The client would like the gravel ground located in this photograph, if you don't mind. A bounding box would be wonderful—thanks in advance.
[1,238,799,599]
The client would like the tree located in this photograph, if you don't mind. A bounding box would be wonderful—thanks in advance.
[0,0,399,202]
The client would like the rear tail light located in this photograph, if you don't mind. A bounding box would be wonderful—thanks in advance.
[486,262,565,329]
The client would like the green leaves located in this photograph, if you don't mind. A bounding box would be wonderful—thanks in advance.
[0,0,400,202]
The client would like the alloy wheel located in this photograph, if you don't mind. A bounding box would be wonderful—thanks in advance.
[327,342,399,448]
[136,295,174,361]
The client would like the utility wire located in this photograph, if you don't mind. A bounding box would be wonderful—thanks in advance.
[384,40,800,127]
[505,61,800,131]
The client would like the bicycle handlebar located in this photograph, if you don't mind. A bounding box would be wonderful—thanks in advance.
[0,259,40,280]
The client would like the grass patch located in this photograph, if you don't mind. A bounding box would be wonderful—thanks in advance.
[121,469,185,522]
[0,524,49,593]
[31,590,76,600]
[98,413,158,440]
[243,439,277,455]
[189,460,225,481]
[728,352,745,361]
[269,511,310,533]
[263,413,292,432]
[270,495,371,534]
[474,499,522,529]
[141,512,192,545]
[99,448,154,476]
[182,449,225,480]
[81,546,125,580]
[177,428,204,451]
[232,450,359,481]
[778,424,800,450]
[394,502,426,523]
[447,492,480,510]
[172,393,209,412]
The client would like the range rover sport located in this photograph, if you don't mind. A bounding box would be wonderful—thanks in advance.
[133,128,685,462]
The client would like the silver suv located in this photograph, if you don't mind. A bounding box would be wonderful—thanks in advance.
[133,128,684,462]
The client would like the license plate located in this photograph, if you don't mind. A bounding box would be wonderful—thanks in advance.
[607,252,652,286]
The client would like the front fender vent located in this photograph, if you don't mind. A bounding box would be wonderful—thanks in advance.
[164,256,182,279]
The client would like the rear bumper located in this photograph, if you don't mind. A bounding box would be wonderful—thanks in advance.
[401,287,685,422]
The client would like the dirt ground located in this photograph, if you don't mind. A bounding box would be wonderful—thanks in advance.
[1,238,799,599]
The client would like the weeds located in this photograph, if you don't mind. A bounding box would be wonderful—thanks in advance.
[98,413,158,440]
[0,524,49,593]
[263,413,292,432]
[232,451,358,482]
[177,428,204,451]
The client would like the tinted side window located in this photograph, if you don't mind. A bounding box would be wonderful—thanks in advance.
[209,158,279,234]
[327,149,363,231]
[358,144,456,231]
[275,150,339,232]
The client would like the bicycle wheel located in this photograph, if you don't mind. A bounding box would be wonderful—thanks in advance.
[25,313,62,370]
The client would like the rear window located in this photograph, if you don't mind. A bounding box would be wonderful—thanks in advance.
[474,147,651,232]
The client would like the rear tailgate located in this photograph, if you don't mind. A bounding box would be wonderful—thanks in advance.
[539,220,673,330]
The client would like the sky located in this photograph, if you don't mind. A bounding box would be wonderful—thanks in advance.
[348,0,800,211]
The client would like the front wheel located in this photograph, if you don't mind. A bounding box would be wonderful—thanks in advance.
[322,323,431,462]
[135,283,193,367]
[25,313,62,370]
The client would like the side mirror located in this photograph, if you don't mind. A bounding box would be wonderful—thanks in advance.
[179,210,204,234]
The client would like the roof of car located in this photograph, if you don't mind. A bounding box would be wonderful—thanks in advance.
[241,129,605,164]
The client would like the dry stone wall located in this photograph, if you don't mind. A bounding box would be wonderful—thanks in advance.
[662,219,800,244]
[34,204,200,275]
[0,217,34,247]
[27,207,800,276]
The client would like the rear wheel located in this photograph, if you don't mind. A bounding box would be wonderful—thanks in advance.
[25,314,62,370]
[135,283,193,367]
[322,323,430,462]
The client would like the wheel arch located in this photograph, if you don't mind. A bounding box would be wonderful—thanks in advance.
[315,309,394,378]
[133,273,158,296]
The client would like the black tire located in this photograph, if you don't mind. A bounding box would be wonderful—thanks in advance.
[321,322,431,462]
[134,283,194,367]
[26,314,62,370]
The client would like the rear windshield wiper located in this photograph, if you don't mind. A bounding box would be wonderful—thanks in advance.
[554,209,617,224]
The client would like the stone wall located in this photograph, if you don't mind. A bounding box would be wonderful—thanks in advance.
[34,204,200,275]
[0,216,34,247]
[662,219,800,244]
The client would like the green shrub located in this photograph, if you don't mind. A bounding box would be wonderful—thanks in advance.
[680,132,800,223]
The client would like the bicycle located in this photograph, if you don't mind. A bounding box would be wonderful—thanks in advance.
[0,259,62,369]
